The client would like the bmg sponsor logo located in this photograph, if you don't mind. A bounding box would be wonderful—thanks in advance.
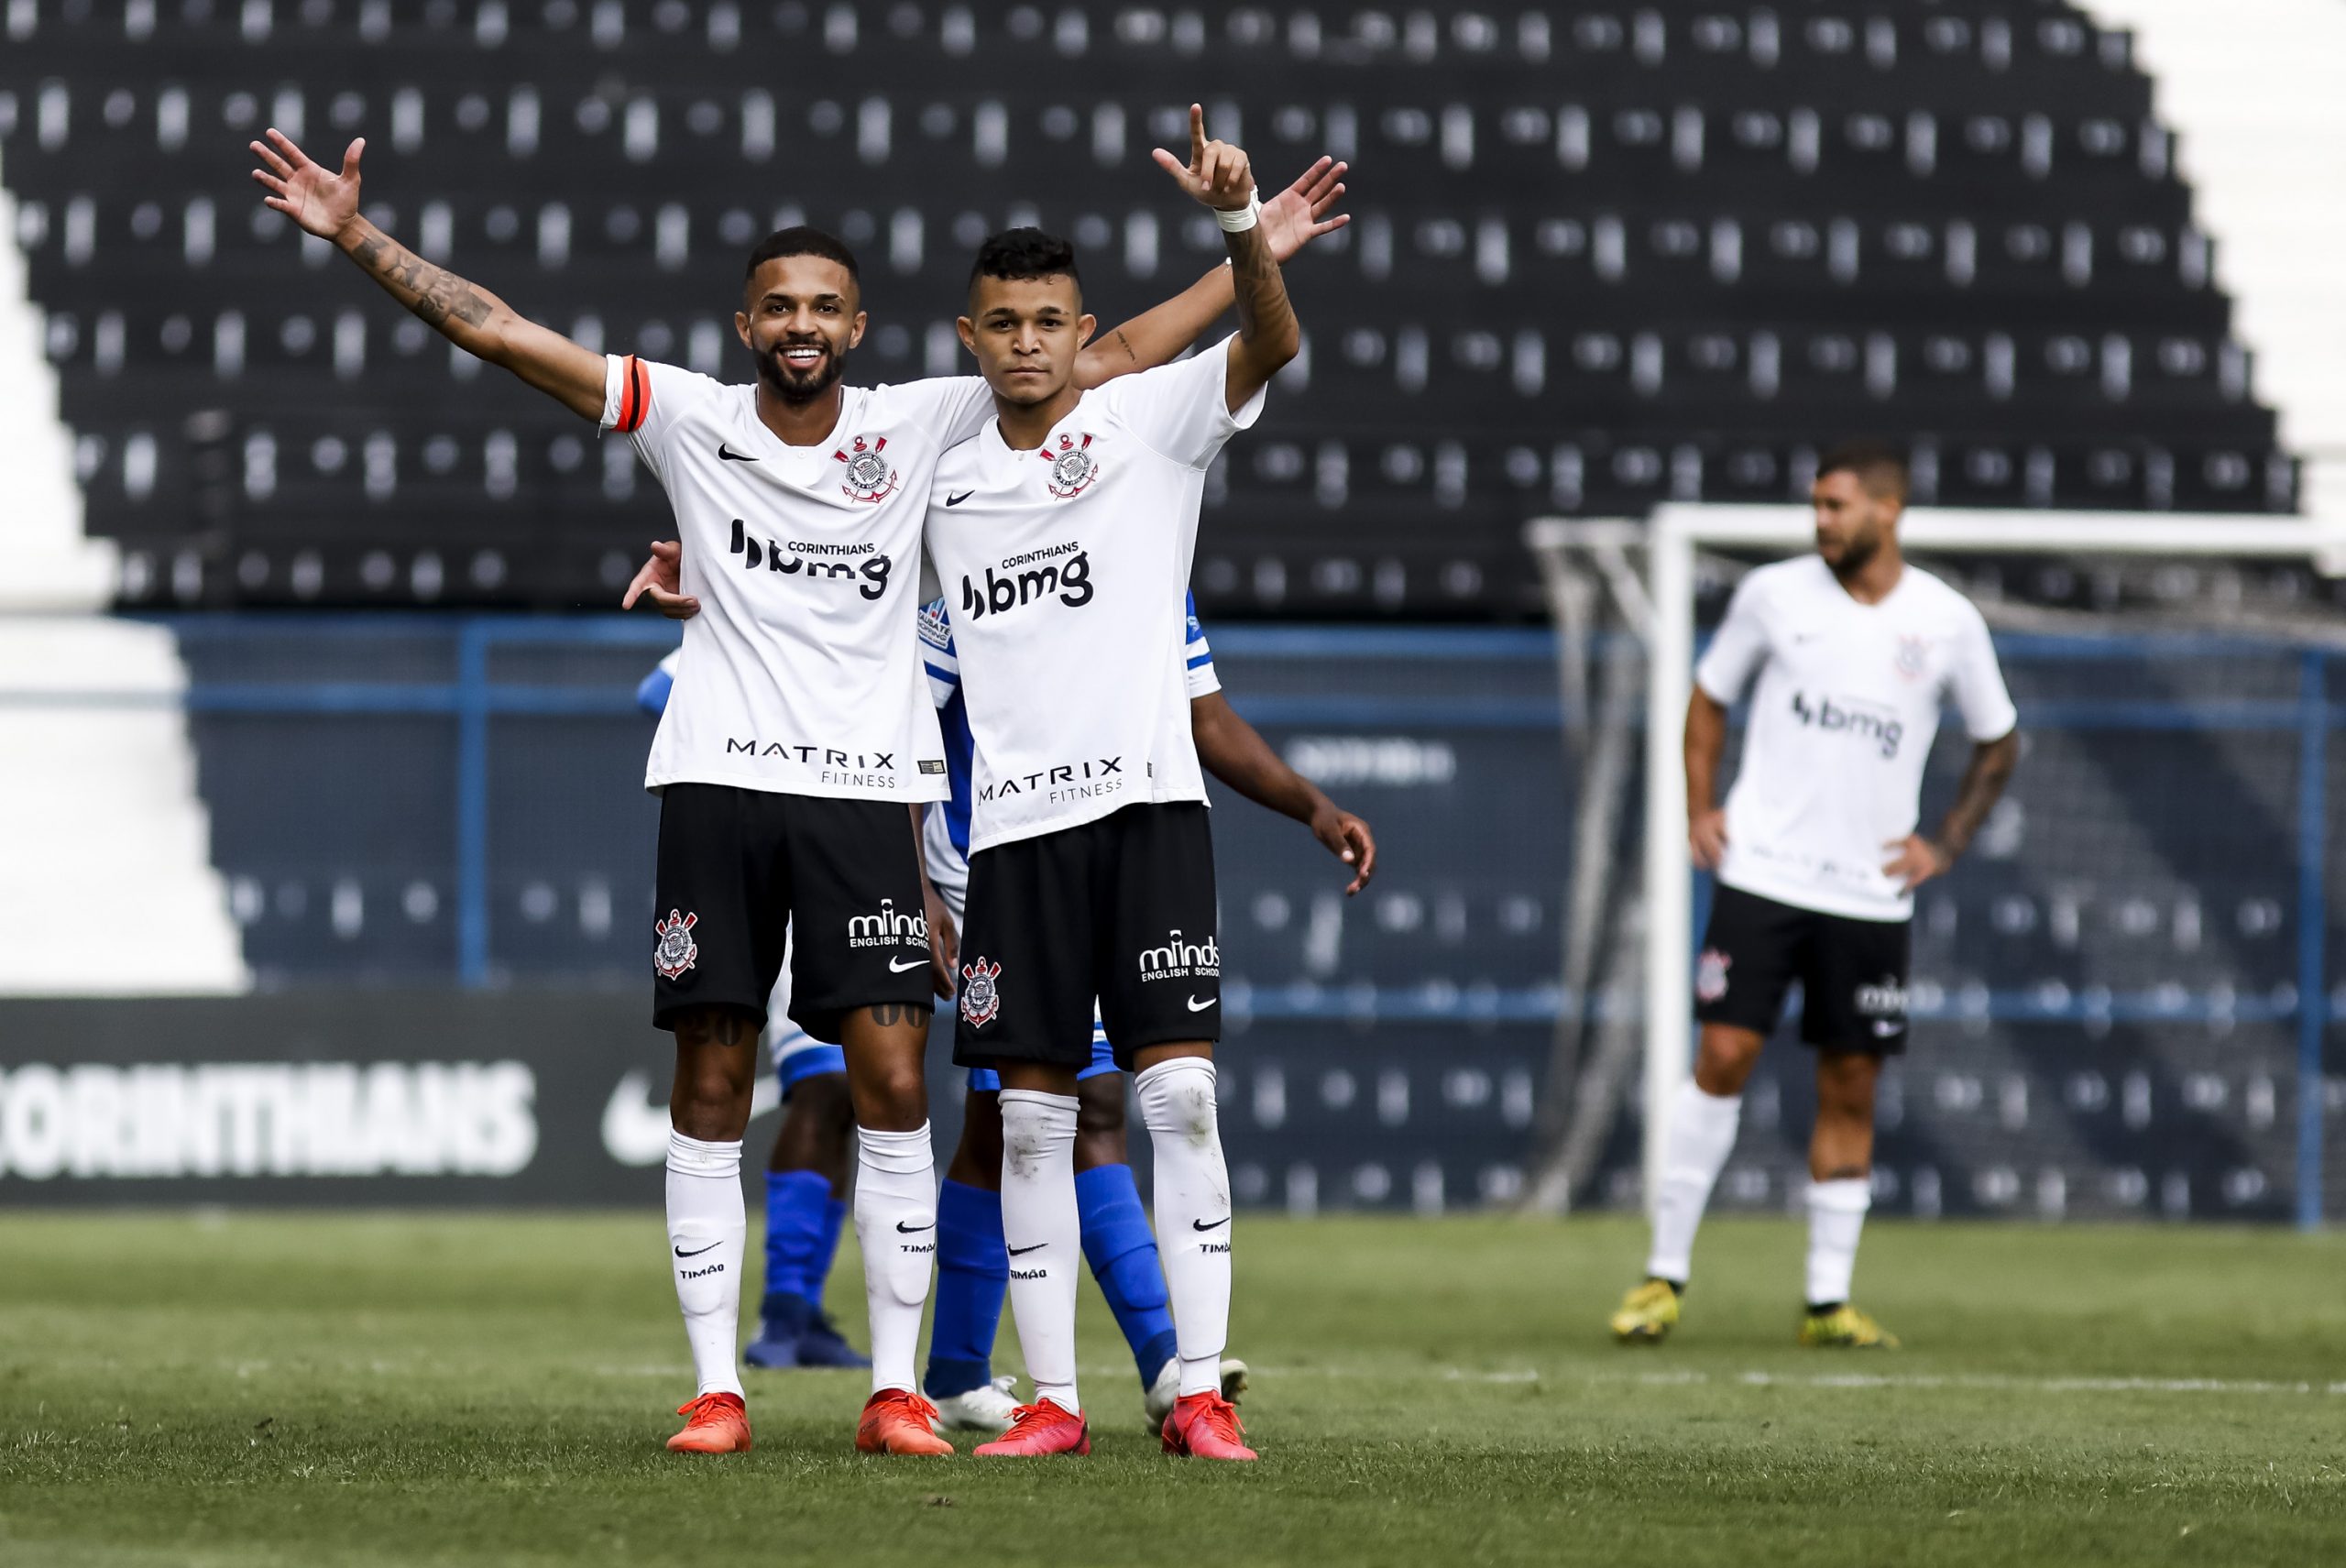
[1789,691,1904,759]
[1136,928,1220,983]
[729,519,893,600]
[959,542,1094,620]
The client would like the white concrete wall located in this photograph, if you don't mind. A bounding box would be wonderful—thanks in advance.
[2085,0,2346,518]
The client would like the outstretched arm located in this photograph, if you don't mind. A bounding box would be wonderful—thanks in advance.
[1074,155,1346,389]
[1153,105,1301,411]
[1191,690,1376,895]
[249,129,606,421]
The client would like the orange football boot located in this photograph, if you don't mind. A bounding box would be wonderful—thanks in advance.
[1161,1390,1256,1461]
[972,1399,1091,1456]
[666,1391,751,1453]
[856,1388,955,1455]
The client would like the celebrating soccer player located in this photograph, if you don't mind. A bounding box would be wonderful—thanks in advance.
[916,106,1298,1461]
[247,126,1334,1458]
[1609,442,2022,1350]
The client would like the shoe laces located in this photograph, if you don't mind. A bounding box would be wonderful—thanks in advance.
[1003,1401,1073,1438]
[877,1388,941,1423]
[676,1392,740,1421]
[1189,1392,1246,1444]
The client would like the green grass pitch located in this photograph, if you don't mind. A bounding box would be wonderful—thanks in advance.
[3,1211,2343,1566]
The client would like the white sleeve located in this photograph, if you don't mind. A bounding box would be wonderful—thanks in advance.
[1101,334,1266,470]
[1693,576,1769,704]
[887,376,996,447]
[599,355,715,485]
[1183,597,1221,698]
[1947,603,2019,741]
[916,598,960,708]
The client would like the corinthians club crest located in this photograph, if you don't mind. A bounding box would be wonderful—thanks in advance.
[959,958,1003,1027]
[1039,432,1100,499]
[833,434,899,502]
[653,909,699,980]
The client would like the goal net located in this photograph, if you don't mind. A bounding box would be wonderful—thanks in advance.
[1523,505,2346,1228]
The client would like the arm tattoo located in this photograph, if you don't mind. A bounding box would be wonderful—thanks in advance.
[1934,734,2019,860]
[1222,225,1296,355]
[352,230,495,332]
[1111,328,1138,366]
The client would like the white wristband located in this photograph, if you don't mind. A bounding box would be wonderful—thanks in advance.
[1214,191,1262,233]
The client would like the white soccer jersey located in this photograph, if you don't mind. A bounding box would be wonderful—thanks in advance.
[601,353,993,800]
[1696,555,2017,922]
[922,338,1264,853]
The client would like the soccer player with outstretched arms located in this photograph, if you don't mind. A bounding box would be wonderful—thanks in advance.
[247,125,1339,1457]
[633,589,1376,1434]
[918,107,1298,1461]
[1608,442,2022,1350]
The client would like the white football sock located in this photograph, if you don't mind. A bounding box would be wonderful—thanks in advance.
[852,1123,937,1396]
[1644,1081,1742,1286]
[1805,1177,1872,1308]
[665,1128,746,1399]
[996,1090,1081,1414]
[1135,1058,1234,1398]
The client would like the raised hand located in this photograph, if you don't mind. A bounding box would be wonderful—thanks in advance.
[1260,156,1349,265]
[249,129,363,241]
[621,540,699,619]
[1151,104,1256,212]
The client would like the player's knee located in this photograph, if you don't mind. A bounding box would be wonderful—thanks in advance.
[998,1093,1064,1166]
[1694,1035,1762,1094]
[854,1062,927,1129]
[1076,1075,1127,1137]
[1135,1058,1217,1145]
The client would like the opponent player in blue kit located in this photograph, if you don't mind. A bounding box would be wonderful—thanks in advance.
[634,594,1376,1427]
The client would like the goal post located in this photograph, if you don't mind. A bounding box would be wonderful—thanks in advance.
[1525,505,2346,1221]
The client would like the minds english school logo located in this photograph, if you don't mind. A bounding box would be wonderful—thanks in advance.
[653,910,699,980]
[1136,928,1220,983]
[1040,432,1101,499]
[835,433,900,502]
[959,958,1003,1027]
[847,897,929,958]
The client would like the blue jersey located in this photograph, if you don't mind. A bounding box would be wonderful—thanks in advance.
[638,595,1220,867]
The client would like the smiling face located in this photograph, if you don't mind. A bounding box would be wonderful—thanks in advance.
[735,254,865,405]
[956,272,1094,409]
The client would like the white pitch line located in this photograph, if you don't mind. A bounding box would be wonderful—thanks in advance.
[1249,1365,2346,1398]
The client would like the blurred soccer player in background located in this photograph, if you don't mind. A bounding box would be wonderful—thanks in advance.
[1611,442,2022,1349]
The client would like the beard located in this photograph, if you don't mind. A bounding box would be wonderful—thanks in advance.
[754,339,848,406]
[1823,525,1881,578]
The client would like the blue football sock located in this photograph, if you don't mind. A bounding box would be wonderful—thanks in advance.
[761,1168,832,1321]
[807,1196,848,1312]
[1077,1162,1179,1388]
[924,1179,1007,1400]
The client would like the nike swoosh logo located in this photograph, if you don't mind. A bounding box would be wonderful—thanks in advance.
[674,1241,721,1258]
[945,490,974,507]
[888,955,927,972]
[1007,1242,1047,1256]
[718,444,759,462]
[1191,1216,1231,1232]
[1187,995,1218,1012]
[896,1220,935,1234]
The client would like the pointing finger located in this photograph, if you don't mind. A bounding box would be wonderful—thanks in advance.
[1150,147,1191,184]
[1189,103,1207,165]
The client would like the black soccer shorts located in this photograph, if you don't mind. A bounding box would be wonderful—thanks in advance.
[1694,883,1912,1054]
[651,784,934,1043]
[952,802,1221,1073]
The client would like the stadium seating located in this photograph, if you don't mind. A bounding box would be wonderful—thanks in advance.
[0,0,2294,617]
